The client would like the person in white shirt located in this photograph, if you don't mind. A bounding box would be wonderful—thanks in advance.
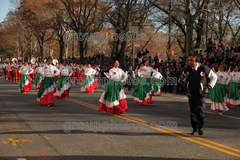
[56,60,73,99]
[227,66,240,108]
[33,63,43,89]
[151,68,163,96]
[0,62,3,78]
[81,64,97,93]
[37,58,60,106]
[93,64,100,89]
[17,61,22,83]
[99,60,128,114]
[132,60,157,105]
[19,62,34,93]
[209,65,231,114]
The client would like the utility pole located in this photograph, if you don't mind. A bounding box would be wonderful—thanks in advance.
[132,18,135,70]
[168,0,171,63]
[72,30,74,58]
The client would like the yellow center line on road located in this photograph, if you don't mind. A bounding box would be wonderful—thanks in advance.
[122,114,240,153]
[66,98,240,158]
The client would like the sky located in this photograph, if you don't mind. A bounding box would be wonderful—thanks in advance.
[0,0,11,22]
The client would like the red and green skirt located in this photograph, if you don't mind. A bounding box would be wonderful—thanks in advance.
[227,82,240,108]
[33,73,42,89]
[152,78,162,96]
[209,83,229,112]
[19,74,32,92]
[99,80,128,114]
[132,77,154,105]
[81,75,94,93]
[37,77,56,106]
[56,75,71,99]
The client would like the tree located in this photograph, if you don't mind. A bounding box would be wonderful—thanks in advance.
[150,0,206,64]
[45,0,70,63]
[59,0,105,64]
[19,0,55,60]
[103,0,151,68]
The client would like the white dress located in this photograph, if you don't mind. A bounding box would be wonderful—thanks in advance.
[227,71,240,107]
[210,71,231,112]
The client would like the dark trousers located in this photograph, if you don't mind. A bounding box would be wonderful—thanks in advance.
[127,78,133,91]
[188,94,206,130]
[176,83,183,94]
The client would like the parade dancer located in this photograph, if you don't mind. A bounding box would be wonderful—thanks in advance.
[132,61,157,105]
[19,62,34,93]
[17,61,22,83]
[81,64,96,93]
[0,62,3,78]
[37,58,60,106]
[33,63,43,89]
[179,54,217,135]
[93,64,100,90]
[56,60,73,99]
[151,68,163,96]
[99,60,128,114]
[209,65,231,115]
[227,66,240,108]
[78,64,85,85]
[5,64,11,80]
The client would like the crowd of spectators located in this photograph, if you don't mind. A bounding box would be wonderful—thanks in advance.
[59,41,240,95]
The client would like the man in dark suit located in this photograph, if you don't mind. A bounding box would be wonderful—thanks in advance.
[127,66,135,91]
[179,54,217,135]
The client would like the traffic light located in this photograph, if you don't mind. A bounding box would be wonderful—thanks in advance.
[110,33,113,40]
[105,32,108,39]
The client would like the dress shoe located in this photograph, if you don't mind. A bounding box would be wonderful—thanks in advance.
[190,129,197,135]
[198,129,203,135]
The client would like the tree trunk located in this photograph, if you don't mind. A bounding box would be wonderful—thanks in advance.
[79,40,84,64]
[120,39,127,70]
[219,0,223,44]
[40,44,44,60]
[195,18,204,48]
[59,36,64,63]
[186,16,194,65]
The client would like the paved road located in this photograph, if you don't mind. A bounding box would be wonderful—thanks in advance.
[0,74,240,160]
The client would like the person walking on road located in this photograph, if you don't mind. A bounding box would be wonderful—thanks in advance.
[179,54,217,135]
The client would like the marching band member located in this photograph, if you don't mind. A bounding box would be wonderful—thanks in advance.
[19,62,34,93]
[209,65,231,114]
[227,66,240,108]
[56,60,73,99]
[81,64,96,93]
[132,60,157,105]
[99,60,128,114]
[37,58,60,106]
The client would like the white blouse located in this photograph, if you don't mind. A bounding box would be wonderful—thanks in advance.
[41,64,60,77]
[138,66,157,78]
[84,67,96,76]
[59,66,73,76]
[19,66,34,74]
[151,72,163,79]
[109,67,127,82]
[35,67,43,74]
[216,71,231,85]
[229,71,240,83]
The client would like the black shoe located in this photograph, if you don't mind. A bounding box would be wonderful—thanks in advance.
[190,129,197,135]
[198,129,203,135]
